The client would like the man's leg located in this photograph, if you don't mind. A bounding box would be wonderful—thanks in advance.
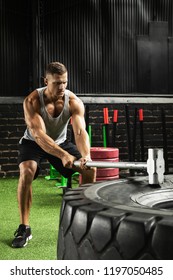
[80,167,97,184]
[72,165,97,185]
[17,160,37,225]
[12,160,37,248]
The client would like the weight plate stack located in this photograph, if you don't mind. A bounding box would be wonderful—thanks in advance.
[90,147,119,181]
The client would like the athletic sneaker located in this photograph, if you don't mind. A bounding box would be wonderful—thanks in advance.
[12,224,32,248]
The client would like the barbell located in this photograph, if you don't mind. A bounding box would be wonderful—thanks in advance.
[74,148,165,185]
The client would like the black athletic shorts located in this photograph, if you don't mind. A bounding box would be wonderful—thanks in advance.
[18,138,82,179]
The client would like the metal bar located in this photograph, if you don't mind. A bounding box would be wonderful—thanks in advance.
[132,107,137,161]
[125,105,132,162]
[1,96,173,105]
[73,160,147,170]
[161,108,169,173]
[139,114,145,162]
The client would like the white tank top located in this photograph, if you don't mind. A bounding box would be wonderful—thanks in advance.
[20,87,71,145]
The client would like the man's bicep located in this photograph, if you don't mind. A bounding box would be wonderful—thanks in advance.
[70,96,86,135]
[24,97,46,133]
[72,113,86,137]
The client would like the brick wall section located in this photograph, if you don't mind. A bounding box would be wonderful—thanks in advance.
[0,102,173,178]
[88,104,173,165]
[0,103,23,177]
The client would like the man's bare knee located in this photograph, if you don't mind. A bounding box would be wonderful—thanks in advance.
[19,161,37,185]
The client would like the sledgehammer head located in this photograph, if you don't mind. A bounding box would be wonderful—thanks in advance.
[147,148,165,185]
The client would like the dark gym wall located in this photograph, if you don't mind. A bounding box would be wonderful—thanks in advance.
[1,0,173,96]
[0,0,33,96]
[41,0,173,94]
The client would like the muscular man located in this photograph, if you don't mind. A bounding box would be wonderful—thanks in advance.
[12,62,96,248]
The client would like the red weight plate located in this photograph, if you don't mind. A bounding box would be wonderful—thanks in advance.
[91,158,119,162]
[90,147,119,159]
[78,172,119,184]
[96,175,119,181]
[96,168,119,177]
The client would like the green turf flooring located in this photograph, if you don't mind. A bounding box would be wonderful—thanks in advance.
[0,177,70,260]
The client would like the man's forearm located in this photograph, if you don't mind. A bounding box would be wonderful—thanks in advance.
[75,130,91,159]
[31,128,68,159]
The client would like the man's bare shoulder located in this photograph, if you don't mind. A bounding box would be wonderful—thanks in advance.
[24,89,40,112]
[69,91,83,106]
[69,91,84,115]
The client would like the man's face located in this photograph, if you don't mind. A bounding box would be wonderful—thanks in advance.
[45,72,68,95]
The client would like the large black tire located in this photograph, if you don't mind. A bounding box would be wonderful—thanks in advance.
[57,176,173,260]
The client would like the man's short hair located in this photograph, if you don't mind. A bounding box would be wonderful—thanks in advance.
[45,62,67,76]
